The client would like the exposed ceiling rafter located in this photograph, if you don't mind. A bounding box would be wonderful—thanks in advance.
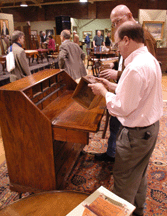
[0,0,115,9]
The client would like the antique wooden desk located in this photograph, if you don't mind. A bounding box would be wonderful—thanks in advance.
[0,69,105,193]
[25,50,39,65]
[93,50,116,59]
[0,191,88,216]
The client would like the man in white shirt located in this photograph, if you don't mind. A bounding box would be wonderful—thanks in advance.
[95,4,157,163]
[88,21,163,216]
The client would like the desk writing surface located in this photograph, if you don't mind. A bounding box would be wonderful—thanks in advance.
[42,90,105,132]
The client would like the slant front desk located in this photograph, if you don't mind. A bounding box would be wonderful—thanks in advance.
[0,69,105,193]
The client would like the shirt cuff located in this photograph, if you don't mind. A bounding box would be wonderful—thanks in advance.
[105,92,115,103]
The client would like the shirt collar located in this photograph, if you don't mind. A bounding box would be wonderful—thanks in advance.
[124,46,148,67]
[15,42,22,47]
[62,39,70,44]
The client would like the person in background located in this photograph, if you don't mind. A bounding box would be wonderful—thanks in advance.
[47,35,56,54]
[95,4,157,163]
[105,32,112,47]
[58,29,87,81]
[93,30,105,48]
[8,30,31,82]
[85,33,90,48]
[40,31,47,48]
[41,31,46,43]
[73,34,80,46]
[89,21,163,216]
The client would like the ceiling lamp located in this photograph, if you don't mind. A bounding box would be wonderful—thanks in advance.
[79,0,88,2]
[20,1,28,7]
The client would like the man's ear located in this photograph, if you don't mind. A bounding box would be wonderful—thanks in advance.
[127,12,132,19]
[124,36,130,46]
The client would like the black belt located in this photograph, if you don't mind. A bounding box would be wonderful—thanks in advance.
[123,121,159,131]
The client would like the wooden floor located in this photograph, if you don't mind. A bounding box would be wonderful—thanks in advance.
[0,69,167,164]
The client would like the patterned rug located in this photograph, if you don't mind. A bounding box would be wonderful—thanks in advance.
[0,104,167,215]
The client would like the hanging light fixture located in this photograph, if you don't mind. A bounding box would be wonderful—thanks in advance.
[20,1,28,7]
[79,0,88,2]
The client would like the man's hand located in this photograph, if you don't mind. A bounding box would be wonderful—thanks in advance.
[88,83,108,97]
[99,69,118,80]
[97,78,117,92]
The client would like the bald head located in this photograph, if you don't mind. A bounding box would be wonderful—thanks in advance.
[61,29,71,39]
[110,5,135,29]
[97,31,101,37]
[60,29,71,42]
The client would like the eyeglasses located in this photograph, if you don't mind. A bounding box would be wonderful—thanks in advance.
[114,39,122,50]
[112,15,127,28]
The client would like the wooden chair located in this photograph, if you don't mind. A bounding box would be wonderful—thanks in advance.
[86,48,92,68]
[0,55,6,74]
[86,48,99,76]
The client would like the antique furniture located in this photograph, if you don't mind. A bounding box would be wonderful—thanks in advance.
[93,50,116,59]
[37,48,49,63]
[0,191,88,216]
[0,55,6,74]
[25,50,39,65]
[0,69,105,194]
[72,76,103,109]
[156,47,167,72]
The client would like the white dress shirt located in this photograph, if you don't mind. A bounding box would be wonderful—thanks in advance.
[105,46,163,127]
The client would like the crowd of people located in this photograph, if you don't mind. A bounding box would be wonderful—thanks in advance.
[4,5,163,215]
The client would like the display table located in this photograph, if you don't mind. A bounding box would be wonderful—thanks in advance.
[0,191,88,216]
[93,50,116,59]
[37,48,49,63]
[25,50,38,65]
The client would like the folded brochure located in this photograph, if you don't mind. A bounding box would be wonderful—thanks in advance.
[66,186,136,216]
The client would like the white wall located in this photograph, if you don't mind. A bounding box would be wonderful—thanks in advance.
[72,18,111,42]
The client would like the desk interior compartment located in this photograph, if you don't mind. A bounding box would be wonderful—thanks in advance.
[72,76,103,109]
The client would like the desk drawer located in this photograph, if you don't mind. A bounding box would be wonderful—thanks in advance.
[53,127,89,145]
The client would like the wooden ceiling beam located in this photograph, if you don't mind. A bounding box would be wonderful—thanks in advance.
[0,0,115,9]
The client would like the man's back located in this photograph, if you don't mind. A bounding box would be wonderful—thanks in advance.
[10,43,31,82]
[58,40,87,80]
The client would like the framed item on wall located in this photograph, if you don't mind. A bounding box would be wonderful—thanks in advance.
[0,19,9,36]
[83,31,92,39]
[95,30,104,38]
[46,29,54,37]
[104,28,111,36]
[142,21,165,40]
[31,30,38,36]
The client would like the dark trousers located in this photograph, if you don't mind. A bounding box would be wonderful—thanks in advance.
[113,121,159,215]
[107,116,121,157]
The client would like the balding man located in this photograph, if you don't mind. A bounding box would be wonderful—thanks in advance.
[58,29,87,81]
[93,30,105,48]
[95,5,157,163]
[89,21,163,216]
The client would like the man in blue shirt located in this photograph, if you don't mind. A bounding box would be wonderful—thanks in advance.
[93,30,105,48]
